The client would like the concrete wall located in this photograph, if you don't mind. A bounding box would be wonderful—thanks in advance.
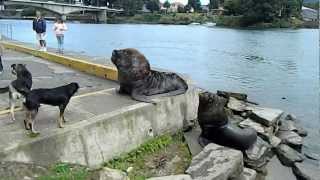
[0,87,199,168]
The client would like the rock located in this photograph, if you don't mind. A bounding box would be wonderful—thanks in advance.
[268,135,282,148]
[186,143,243,180]
[276,130,303,149]
[0,161,49,179]
[276,144,304,167]
[244,137,271,169]
[235,168,257,180]
[91,167,129,180]
[147,175,193,180]
[229,114,245,125]
[285,114,297,121]
[266,156,297,180]
[183,126,203,156]
[247,106,283,127]
[239,118,274,139]
[293,161,320,180]
[279,119,308,137]
[227,97,248,112]
[217,90,248,101]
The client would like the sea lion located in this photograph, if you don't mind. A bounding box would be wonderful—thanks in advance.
[198,91,257,151]
[111,48,188,104]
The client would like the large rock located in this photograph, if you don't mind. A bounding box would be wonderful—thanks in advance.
[0,161,49,180]
[147,175,192,180]
[235,168,257,180]
[217,91,248,101]
[276,130,303,149]
[279,118,308,137]
[227,97,248,112]
[244,137,271,169]
[227,98,283,127]
[276,144,304,166]
[247,106,283,127]
[90,167,129,180]
[186,143,243,180]
[239,118,273,138]
[293,161,320,180]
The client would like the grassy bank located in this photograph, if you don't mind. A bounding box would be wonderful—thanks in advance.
[108,13,217,25]
[216,15,307,28]
[36,132,191,180]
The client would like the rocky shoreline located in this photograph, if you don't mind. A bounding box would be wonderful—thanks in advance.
[0,90,318,180]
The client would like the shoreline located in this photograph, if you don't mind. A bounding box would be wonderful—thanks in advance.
[0,14,318,29]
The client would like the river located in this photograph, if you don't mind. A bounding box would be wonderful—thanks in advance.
[0,19,319,153]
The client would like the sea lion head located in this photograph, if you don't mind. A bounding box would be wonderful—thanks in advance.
[11,64,27,76]
[111,48,151,82]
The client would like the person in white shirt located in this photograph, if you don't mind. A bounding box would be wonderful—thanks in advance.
[53,17,67,54]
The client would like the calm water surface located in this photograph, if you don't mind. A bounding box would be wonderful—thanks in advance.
[1,20,319,152]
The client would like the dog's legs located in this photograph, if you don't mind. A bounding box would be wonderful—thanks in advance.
[24,111,31,130]
[29,110,39,134]
[9,98,16,122]
[59,104,67,123]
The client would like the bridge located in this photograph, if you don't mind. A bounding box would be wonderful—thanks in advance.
[3,0,123,22]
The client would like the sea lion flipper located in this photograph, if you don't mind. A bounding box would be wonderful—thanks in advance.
[131,91,157,105]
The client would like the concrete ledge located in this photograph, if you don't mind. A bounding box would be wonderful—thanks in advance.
[1,41,118,81]
[0,87,199,168]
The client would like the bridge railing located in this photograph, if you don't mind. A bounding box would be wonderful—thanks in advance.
[0,23,13,40]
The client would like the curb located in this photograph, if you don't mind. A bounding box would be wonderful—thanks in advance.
[1,41,118,81]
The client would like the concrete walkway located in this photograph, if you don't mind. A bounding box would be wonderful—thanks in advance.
[0,49,198,168]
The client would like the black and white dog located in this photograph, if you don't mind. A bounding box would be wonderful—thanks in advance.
[24,82,79,133]
[0,64,32,122]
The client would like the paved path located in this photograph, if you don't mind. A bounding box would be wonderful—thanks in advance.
[0,49,138,150]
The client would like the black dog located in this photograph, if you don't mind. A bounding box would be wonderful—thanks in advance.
[24,82,79,133]
[0,64,32,122]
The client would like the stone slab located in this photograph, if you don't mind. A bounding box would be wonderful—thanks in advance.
[186,143,243,180]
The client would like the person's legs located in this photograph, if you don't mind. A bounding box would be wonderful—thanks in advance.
[36,33,42,50]
[40,33,47,52]
[60,35,64,53]
[0,56,3,74]
[56,35,61,52]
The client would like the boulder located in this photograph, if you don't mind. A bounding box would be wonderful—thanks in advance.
[293,161,320,180]
[279,118,308,137]
[276,144,304,167]
[244,137,271,169]
[227,97,248,112]
[247,106,283,127]
[217,90,248,101]
[239,118,274,139]
[0,161,49,180]
[235,168,257,180]
[186,143,243,180]
[147,175,192,180]
[276,130,303,149]
[91,167,129,180]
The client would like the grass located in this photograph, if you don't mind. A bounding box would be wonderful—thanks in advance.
[36,132,191,180]
[104,132,191,180]
[37,163,89,180]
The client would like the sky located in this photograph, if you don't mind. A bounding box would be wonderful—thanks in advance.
[159,0,210,5]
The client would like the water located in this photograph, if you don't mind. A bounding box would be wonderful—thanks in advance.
[1,20,319,152]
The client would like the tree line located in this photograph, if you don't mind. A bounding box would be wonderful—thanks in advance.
[210,0,304,25]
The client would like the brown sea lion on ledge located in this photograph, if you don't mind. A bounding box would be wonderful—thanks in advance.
[111,48,188,104]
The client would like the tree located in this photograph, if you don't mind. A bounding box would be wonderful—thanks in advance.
[163,0,170,9]
[146,0,160,12]
[187,0,201,12]
[209,0,219,9]
[111,0,144,15]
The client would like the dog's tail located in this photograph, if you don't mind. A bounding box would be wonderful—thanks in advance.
[0,86,9,93]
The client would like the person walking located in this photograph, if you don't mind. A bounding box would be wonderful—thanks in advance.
[0,44,4,74]
[33,11,47,52]
[53,17,67,54]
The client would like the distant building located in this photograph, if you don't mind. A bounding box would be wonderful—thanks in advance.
[168,2,184,13]
[301,6,318,21]
[201,5,209,13]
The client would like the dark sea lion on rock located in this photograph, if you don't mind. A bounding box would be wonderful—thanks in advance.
[198,91,257,151]
[111,48,188,104]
